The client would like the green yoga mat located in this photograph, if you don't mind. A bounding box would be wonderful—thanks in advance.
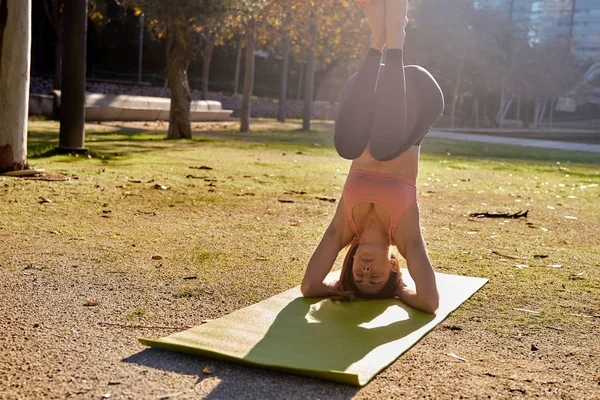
[140,270,487,386]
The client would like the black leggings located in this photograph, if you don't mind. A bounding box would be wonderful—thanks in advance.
[335,48,432,161]
[337,48,410,138]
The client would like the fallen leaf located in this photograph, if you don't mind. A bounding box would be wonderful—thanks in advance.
[316,197,336,203]
[152,255,163,260]
[38,197,52,204]
[569,272,584,280]
[84,301,98,307]
[446,353,467,362]
[546,326,564,331]
[203,366,211,374]
[153,184,168,190]
[443,325,463,331]
[284,190,307,195]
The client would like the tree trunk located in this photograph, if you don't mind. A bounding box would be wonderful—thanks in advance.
[240,18,256,133]
[57,0,87,153]
[0,0,31,172]
[166,16,192,139]
[201,38,214,101]
[278,34,291,122]
[474,98,480,128]
[548,98,555,128]
[42,0,63,90]
[450,52,466,129]
[234,36,242,95]
[296,61,304,101]
[54,19,63,90]
[302,25,316,131]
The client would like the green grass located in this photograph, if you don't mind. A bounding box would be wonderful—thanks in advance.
[8,119,600,327]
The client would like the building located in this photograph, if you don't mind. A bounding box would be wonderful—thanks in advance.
[476,0,600,64]
[475,0,536,39]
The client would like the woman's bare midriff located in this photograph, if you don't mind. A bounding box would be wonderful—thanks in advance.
[349,144,420,178]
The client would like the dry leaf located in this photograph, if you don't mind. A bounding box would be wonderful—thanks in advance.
[153,184,168,190]
[84,301,98,307]
[203,366,211,374]
[152,255,163,260]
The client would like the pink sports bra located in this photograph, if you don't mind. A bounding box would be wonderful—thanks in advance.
[342,169,417,244]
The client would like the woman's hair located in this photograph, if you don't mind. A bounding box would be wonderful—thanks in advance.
[332,240,402,301]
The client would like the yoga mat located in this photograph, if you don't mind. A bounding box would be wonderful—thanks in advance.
[140,270,487,386]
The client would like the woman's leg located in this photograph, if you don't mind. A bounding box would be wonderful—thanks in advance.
[368,0,410,161]
[334,0,385,160]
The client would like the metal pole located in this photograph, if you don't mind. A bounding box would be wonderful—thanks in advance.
[138,13,144,84]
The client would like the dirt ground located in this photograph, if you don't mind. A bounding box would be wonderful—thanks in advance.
[1,121,599,399]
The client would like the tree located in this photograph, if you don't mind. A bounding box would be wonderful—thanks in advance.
[0,0,31,172]
[126,0,228,139]
[42,0,64,90]
[258,0,366,127]
[228,0,275,133]
[510,41,580,127]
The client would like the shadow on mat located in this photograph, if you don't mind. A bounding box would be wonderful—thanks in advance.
[243,297,435,378]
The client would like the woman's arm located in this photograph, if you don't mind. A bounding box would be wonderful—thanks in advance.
[301,201,354,298]
[393,205,439,313]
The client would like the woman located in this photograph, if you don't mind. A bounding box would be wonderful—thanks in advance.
[300,0,444,313]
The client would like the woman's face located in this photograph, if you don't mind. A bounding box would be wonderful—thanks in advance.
[351,243,398,294]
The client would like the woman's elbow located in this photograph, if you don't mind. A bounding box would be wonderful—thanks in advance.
[300,281,314,298]
[422,292,440,314]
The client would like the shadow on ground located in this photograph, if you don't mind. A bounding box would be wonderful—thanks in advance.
[124,348,359,400]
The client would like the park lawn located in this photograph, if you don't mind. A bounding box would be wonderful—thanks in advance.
[1,119,598,399]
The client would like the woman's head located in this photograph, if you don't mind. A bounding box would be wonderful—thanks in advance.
[335,240,402,301]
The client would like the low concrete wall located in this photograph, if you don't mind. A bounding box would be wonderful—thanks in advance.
[31,92,233,122]
[28,94,54,116]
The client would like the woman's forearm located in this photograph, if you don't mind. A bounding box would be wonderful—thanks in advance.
[396,286,439,314]
[300,280,337,298]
